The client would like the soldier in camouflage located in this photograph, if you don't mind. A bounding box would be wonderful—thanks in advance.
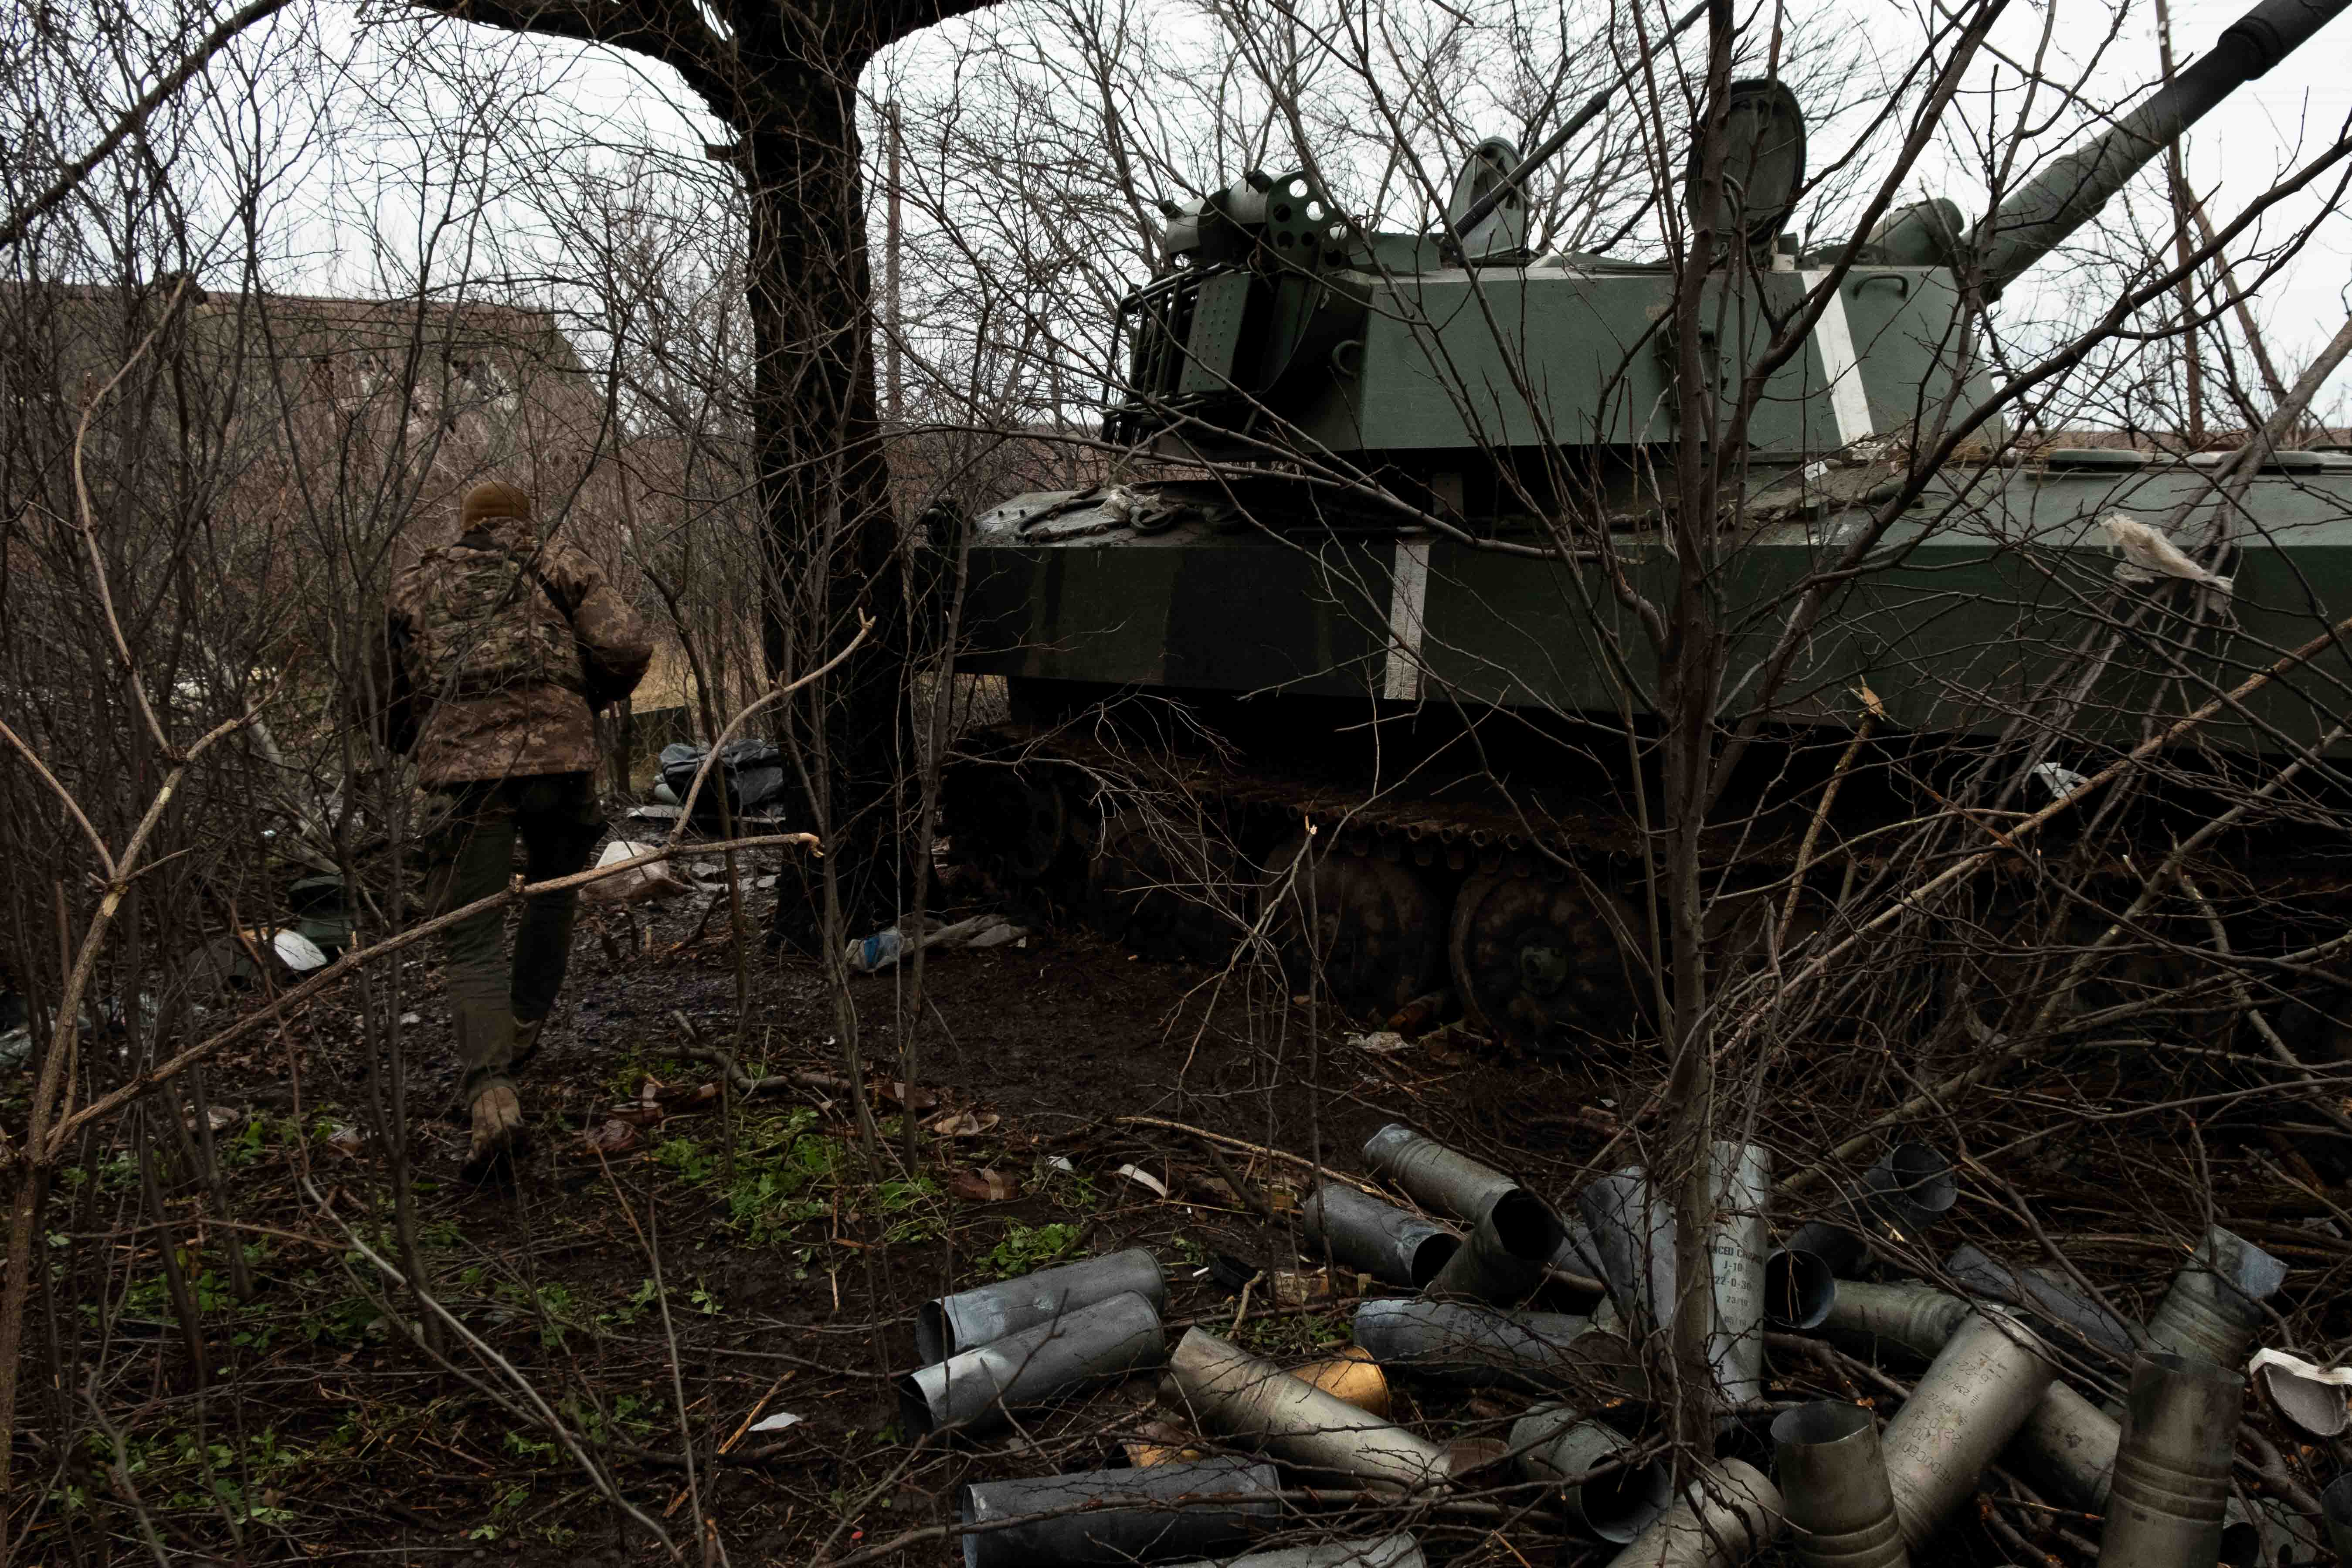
[384,481,652,1175]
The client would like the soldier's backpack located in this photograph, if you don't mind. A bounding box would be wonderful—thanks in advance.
[406,539,585,701]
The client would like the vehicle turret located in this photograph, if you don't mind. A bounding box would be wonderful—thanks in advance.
[1107,0,2349,496]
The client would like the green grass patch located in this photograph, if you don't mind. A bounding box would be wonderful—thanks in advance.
[984,1222,1081,1279]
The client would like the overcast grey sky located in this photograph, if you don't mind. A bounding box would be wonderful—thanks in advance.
[283,0,2352,416]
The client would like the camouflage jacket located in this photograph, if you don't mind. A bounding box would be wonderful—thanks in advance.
[381,521,652,785]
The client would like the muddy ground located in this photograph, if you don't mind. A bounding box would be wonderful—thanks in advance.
[14,825,2351,1566]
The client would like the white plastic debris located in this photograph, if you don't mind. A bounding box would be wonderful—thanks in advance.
[1115,1164,1169,1198]
[2101,513,2233,593]
[845,913,1029,974]
[272,930,329,972]
[2030,761,2091,801]
[2248,1348,2352,1436]
[748,1411,802,1433]
[578,840,692,906]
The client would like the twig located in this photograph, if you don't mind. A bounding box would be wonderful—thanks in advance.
[1113,1116,1382,1194]
[303,1178,679,1556]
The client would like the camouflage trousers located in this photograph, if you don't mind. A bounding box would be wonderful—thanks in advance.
[418,772,604,1104]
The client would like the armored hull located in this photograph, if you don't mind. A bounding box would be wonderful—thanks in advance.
[940,0,2352,1048]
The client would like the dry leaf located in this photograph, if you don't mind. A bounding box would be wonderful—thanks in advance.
[877,1081,941,1113]
[927,1110,1000,1138]
[947,1168,1019,1202]
[583,1120,639,1154]
[1115,1164,1168,1198]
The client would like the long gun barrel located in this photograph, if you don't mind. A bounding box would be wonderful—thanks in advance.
[1971,0,2351,297]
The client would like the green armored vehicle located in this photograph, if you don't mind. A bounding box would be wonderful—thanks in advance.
[948,0,2352,1050]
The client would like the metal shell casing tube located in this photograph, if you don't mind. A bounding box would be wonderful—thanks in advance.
[1602,1459,1785,1568]
[1943,1245,2136,1358]
[1303,1182,1460,1288]
[1778,1145,1954,1303]
[2144,1226,2288,1369]
[1424,1187,1564,1306]
[1772,1402,1910,1568]
[917,1246,1167,1363]
[1164,1534,1426,1568]
[1764,1246,1837,1330]
[1510,1405,1672,1543]
[1820,1281,1972,1364]
[1362,1123,1516,1222]
[1577,1147,1769,1407]
[1166,1327,1449,1493]
[2099,1351,2248,1568]
[900,1290,1166,1438]
[2005,1378,2118,1508]
[2321,1474,2352,1564]
[2006,1381,2267,1566]
[1862,1144,1957,1239]
[957,1455,1279,1568]
[1879,1308,2057,1547]
[1354,1298,1642,1395]
[1705,1143,1772,1407]
[1559,1215,1612,1281]
[1578,1170,1673,1325]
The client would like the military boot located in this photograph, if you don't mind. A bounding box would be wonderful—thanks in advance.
[464,1085,526,1179]
[454,1003,527,1179]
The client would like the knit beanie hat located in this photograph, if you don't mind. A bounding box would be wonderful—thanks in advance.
[459,481,533,533]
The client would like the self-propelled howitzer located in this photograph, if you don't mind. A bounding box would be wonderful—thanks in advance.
[947,0,2352,1050]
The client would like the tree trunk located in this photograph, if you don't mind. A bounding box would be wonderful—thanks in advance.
[740,60,907,923]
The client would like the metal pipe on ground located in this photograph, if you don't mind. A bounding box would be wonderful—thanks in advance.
[1303,1183,1460,1289]
[1944,1245,2137,1358]
[957,1455,1279,1568]
[1423,1187,1564,1306]
[1818,1280,1972,1363]
[1559,1215,1612,1281]
[1975,1341,2264,1565]
[2321,1475,2352,1562]
[1880,1309,2057,1547]
[917,1247,1166,1363]
[2144,1227,2288,1368]
[1577,1144,1770,1408]
[900,1290,1166,1438]
[1765,1244,1837,1330]
[1580,1169,1675,1328]
[1602,1459,1785,1568]
[2099,1351,2247,1568]
[1772,1402,1909,1568]
[1822,1283,2263,1565]
[1354,1298,1643,1395]
[1362,1123,1517,1221]
[1510,1405,1672,1543]
[1776,1145,1957,1318]
[1166,1327,1449,1493]
[1709,1144,1772,1408]
[1865,1144,1958,1239]
[1164,1534,1425,1568]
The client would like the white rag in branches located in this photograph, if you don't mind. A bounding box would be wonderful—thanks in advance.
[2101,512,2232,594]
